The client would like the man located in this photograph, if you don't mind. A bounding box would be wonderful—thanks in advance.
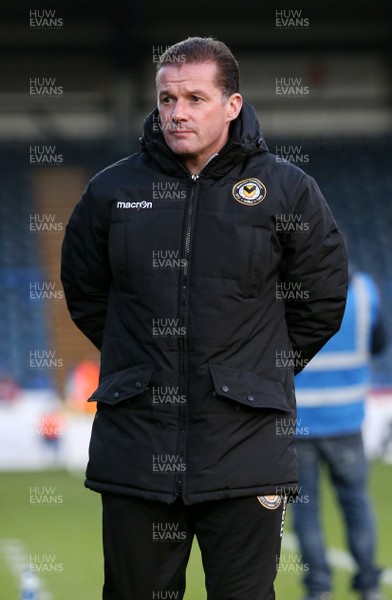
[61,37,348,600]
[292,267,386,600]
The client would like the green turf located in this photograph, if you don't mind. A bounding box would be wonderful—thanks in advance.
[0,461,391,599]
[0,470,102,599]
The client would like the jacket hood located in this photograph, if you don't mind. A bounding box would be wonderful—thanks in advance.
[140,100,268,178]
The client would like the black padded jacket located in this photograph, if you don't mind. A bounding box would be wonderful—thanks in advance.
[61,101,348,504]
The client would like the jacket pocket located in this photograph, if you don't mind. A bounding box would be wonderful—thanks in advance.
[245,229,271,298]
[88,364,155,405]
[209,363,291,412]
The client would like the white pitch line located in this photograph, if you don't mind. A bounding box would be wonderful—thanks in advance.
[0,538,53,600]
[282,532,392,586]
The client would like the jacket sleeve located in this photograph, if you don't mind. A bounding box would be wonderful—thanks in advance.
[61,182,111,350]
[280,174,348,374]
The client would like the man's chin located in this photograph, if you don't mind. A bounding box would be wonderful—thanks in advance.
[166,142,196,159]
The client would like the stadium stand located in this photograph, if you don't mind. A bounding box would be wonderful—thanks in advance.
[0,142,117,394]
[0,147,51,389]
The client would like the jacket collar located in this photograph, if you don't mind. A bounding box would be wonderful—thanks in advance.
[139,100,269,179]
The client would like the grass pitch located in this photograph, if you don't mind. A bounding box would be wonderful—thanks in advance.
[0,461,391,599]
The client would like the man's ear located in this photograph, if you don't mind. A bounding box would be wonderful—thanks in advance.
[226,93,243,122]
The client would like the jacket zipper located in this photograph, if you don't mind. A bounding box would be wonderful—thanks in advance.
[175,154,223,497]
[176,179,197,497]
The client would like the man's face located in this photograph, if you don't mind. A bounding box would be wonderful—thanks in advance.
[156,62,242,173]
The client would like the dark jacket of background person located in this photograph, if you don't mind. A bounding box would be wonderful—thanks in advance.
[61,101,348,505]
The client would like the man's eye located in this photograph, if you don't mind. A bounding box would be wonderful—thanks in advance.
[192,96,202,102]
[160,97,172,104]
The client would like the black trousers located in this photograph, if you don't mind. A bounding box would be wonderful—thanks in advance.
[101,493,287,600]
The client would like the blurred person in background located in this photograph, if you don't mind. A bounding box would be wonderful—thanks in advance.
[292,265,387,600]
[0,375,20,403]
[38,409,64,465]
[61,37,348,600]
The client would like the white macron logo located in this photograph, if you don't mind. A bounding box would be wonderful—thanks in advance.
[116,200,153,210]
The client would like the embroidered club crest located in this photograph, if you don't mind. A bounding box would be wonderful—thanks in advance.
[232,178,266,206]
[257,495,282,510]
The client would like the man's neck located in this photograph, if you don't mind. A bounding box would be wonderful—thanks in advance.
[184,152,219,177]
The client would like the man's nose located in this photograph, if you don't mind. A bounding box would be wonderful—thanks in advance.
[171,100,187,122]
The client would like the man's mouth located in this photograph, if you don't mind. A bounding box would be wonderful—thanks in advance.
[170,129,193,135]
